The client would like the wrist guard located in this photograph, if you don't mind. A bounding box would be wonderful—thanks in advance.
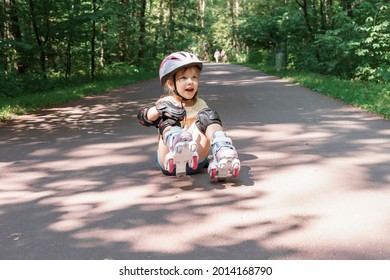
[137,107,160,127]
[156,100,186,122]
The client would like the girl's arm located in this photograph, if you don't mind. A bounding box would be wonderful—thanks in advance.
[137,106,160,127]
[146,106,159,122]
[137,98,185,128]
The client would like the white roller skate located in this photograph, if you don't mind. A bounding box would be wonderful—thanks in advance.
[164,127,199,177]
[208,131,240,181]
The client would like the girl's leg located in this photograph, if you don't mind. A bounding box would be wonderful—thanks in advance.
[191,126,211,161]
[157,136,169,171]
[195,108,240,179]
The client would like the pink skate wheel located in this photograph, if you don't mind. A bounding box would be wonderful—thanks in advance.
[210,168,217,179]
[191,155,198,170]
[167,158,174,173]
[232,167,240,177]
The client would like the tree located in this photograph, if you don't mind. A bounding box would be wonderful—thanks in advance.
[238,0,390,81]
[1,0,389,98]
[28,0,47,78]
[137,0,146,65]
[91,0,97,79]
[168,0,175,52]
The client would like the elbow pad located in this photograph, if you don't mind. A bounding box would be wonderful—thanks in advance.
[137,107,160,127]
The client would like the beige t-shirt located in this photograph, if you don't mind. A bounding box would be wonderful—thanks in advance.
[157,96,208,133]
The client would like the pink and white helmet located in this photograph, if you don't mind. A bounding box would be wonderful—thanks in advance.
[159,51,203,86]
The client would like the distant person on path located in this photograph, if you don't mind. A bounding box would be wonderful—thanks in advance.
[137,51,240,179]
[214,49,220,63]
[221,49,227,63]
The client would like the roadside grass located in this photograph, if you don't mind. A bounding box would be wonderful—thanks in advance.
[240,63,390,120]
[0,66,156,122]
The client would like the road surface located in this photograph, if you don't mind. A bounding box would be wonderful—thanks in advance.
[1,64,389,259]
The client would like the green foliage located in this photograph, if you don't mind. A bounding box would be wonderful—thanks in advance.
[353,5,390,82]
[0,64,156,121]
[247,49,264,64]
[239,0,390,85]
[0,72,22,98]
[2,0,227,83]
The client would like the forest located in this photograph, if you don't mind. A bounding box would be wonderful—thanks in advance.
[1,0,389,98]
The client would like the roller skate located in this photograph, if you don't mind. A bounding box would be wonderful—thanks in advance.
[164,127,199,177]
[208,131,240,181]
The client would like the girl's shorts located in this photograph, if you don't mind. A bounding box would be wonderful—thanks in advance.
[156,152,208,176]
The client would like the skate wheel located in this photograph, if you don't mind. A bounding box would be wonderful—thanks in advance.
[167,158,174,173]
[232,167,240,177]
[210,168,217,179]
[190,155,198,170]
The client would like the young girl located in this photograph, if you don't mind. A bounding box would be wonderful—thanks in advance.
[137,51,240,180]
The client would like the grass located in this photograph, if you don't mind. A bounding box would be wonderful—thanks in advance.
[240,63,390,120]
[0,66,156,122]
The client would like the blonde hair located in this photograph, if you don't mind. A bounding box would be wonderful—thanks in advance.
[161,78,175,97]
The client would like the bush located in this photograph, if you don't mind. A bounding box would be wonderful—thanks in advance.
[0,73,22,98]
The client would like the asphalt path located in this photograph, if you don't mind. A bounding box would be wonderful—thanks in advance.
[0,64,389,260]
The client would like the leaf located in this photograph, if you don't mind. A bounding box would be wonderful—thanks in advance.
[8,233,22,241]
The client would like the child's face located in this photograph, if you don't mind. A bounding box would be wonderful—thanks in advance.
[171,66,200,100]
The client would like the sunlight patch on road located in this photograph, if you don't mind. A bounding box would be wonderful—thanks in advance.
[0,171,55,206]
[69,189,272,254]
[42,184,162,233]
[263,188,390,259]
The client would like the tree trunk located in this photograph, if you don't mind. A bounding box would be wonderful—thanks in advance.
[169,0,175,52]
[8,0,27,74]
[229,0,240,52]
[99,22,105,67]
[295,0,320,61]
[327,0,334,29]
[28,0,46,78]
[295,0,315,39]
[153,0,164,56]
[1,0,8,73]
[341,0,354,18]
[90,0,97,79]
[65,1,75,80]
[137,0,146,65]
[118,0,128,62]
[200,0,205,28]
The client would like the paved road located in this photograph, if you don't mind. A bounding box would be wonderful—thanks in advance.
[0,64,389,260]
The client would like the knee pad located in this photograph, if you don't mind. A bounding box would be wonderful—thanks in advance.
[195,107,222,135]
